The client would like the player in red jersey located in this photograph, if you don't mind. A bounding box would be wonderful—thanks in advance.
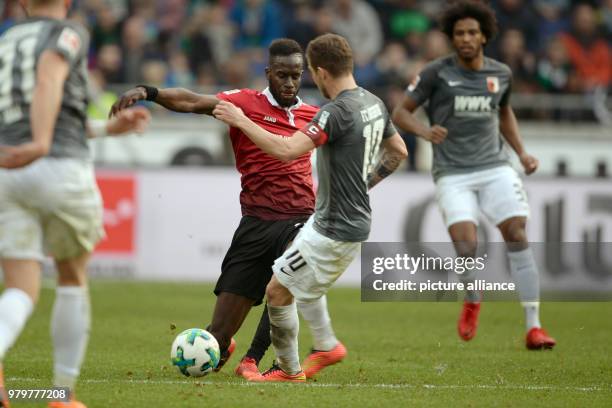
[111,39,344,378]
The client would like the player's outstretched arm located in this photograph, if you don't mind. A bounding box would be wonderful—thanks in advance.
[0,50,69,169]
[392,96,447,144]
[367,133,408,190]
[499,105,538,175]
[88,106,151,139]
[109,86,220,117]
[213,101,315,161]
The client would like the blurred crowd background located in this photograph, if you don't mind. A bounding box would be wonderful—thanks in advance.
[1,0,611,122]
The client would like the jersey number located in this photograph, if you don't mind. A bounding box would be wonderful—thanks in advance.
[362,118,385,182]
[0,37,37,116]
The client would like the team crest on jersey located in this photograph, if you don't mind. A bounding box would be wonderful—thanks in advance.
[486,76,499,93]
[57,28,81,59]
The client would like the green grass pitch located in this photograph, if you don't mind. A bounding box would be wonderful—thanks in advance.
[4,282,611,407]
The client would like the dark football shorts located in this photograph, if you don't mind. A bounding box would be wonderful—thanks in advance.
[214,215,310,306]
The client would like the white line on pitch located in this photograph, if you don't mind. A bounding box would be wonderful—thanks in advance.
[8,377,610,392]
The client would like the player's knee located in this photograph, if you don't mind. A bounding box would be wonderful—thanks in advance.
[500,218,528,244]
[266,279,292,306]
[449,223,478,255]
[57,271,87,286]
[507,228,526,243]
[56,255,89,286]
[265,283,279,304]
[454,241,478,258]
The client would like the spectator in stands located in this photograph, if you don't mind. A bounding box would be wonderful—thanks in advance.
[492,0,539,54]
[219,51,252,89]
[533,0,570,47]
[230,0,285,49]
[91,7,122,51]
[166,52,195,88]
[328,0,383,65]
[0,0,25,35]
[386,84,418,171]
[141,60,169,87]
[382,0,430,45]
[96,44,123,84]
[184,4,233,76]
[602,0,612,43]
[421,30,451,62]
[313,5,334,34]
[498,29,538,92]
[121,15,161,83]
[559,3,611,92]
[377,42,411,87]
[536,36,572,93]
[158,0,187,35]
[284,0,318,49]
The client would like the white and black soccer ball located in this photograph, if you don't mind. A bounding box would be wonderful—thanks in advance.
[170,328,220,377]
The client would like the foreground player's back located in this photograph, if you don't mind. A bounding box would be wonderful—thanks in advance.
[311,87,396,242]
[0,17,89,158]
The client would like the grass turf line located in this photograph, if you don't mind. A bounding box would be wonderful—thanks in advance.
[3,282,611,407]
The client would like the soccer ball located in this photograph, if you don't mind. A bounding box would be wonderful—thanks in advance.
[170,328,220,377]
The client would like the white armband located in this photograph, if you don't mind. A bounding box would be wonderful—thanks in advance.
[88,119,108,139]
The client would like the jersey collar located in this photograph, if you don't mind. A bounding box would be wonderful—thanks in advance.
[262,87,303,126]
[262,87,303,110]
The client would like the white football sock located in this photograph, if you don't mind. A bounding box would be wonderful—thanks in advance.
[51,286,91,390]
[508,248,541,330]
[268,302,301,375]
[0,288,34,361]
[297,295,338,351]
[522,302,541,330]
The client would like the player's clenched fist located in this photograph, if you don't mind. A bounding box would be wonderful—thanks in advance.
[213,101,246,128]
[519,152,539,175]
[109,87,148,117]
[423,125,448,144]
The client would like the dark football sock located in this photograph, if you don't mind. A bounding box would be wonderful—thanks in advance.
[245,303,272,364]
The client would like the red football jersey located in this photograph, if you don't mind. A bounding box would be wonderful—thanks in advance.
[216,88,319,220]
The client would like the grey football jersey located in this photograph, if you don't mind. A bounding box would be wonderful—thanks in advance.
[303,87,396,242]
[406,55,512,180]
[0,18,90,159]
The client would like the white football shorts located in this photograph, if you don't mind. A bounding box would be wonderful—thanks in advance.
[0,158,104,261]
[272,216,360,302]
[435,165,530,228]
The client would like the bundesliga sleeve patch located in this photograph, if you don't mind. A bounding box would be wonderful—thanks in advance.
[57,27,81,59]
[301,122,329,147]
